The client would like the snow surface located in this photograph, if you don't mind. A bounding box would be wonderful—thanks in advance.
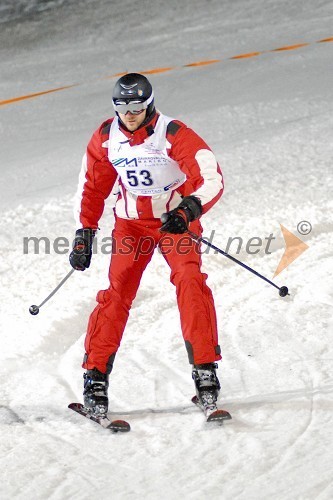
[1,0,333,499]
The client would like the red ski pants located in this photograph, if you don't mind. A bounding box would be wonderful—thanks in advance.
[83,217,221,374]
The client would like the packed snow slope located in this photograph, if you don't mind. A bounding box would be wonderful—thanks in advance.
[1,1,333,499]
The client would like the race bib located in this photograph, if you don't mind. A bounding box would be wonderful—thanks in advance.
[108,117,186,196]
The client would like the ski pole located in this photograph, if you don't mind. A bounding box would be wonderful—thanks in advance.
[29,268,75,315]
[188,230,289,298]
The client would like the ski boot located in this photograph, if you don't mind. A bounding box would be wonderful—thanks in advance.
[192,363,220,413]
[83,368,109,415]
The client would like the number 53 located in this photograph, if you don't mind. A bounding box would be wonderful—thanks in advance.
[126,170,153,187]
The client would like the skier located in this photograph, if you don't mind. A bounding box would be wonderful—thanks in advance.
[69,73,224,417]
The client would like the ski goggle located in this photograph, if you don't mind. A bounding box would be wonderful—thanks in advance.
[112,93,154,115]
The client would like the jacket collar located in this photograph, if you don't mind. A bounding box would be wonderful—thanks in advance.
[118,111,159,146]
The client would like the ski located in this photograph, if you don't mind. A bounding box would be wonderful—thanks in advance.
[68,403,130,433]
[191,396,232,423]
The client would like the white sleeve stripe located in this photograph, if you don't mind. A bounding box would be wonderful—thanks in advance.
[151,192,175,218]
[73,153,88,227]
[192,149,223,204]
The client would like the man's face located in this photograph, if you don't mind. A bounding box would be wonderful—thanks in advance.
[119,109,147,132]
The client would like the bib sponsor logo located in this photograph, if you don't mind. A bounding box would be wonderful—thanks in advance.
[113,158,138,168]
[164,179,182,191]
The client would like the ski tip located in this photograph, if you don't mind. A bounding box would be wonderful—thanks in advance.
[68,402,83,410]
[108,419,131,433]
[191,395,232,422]
[68,402,131,432]
[207,409,232,422]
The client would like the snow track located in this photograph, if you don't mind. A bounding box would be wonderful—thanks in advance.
[1,0,333,499]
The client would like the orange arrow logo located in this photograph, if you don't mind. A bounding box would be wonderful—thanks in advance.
[273,225,309,277]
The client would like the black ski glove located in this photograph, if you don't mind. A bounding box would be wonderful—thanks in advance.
[69,228,95,271]
[160,196,202,234]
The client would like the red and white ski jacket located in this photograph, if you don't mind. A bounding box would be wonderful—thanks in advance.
[75,111,224,228]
